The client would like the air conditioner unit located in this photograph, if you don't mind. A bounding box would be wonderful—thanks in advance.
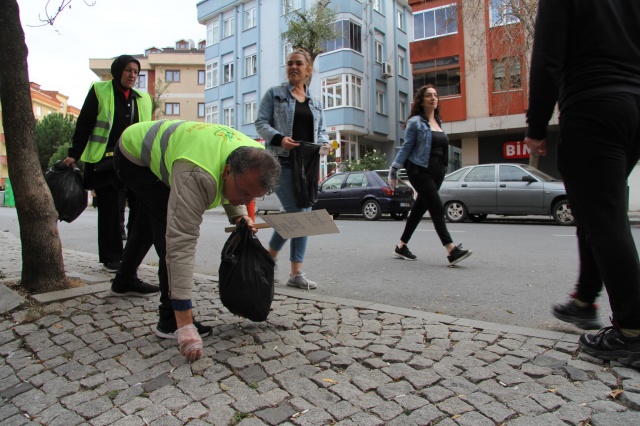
[382,62,393,78]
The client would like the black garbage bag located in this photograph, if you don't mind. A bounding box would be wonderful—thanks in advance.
[45,161,88,223]
[289,141,321,208]
[218,219,275,322]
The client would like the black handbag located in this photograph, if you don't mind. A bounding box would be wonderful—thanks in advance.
[289,141,321,208]
[218,220,275,322]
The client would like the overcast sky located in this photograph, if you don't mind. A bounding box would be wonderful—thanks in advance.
[19,0,205,108]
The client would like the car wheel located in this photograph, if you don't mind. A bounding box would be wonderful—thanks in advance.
[444,201,468,223]
[391,211,408,221]
[468,214,488,223]
[362,200,382,221]
[552,200,575,225]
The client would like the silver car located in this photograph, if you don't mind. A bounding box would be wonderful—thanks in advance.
[439,163,574,225]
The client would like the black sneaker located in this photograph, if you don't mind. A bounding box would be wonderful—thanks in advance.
[102,261,122,273]
[110,277,159,297]
[447,244,472,265]
[153,320,213,340]
[579,325,640,368]
[393,245,417,260]
[552,300,601,329]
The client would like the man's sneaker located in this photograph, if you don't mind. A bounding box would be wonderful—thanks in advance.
[287,273,317,290]
[102,261,121,273]
[447,244,472,265]
[110,277,159,297]
[393,245,417,260]
[579,325,640,368]
[552,300,601,329]
[153,320,213,340]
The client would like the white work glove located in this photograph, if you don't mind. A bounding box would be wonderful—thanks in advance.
[176,324,203,362]
[388,167,399,191]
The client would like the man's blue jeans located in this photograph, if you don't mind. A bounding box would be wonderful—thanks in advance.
[269,159,310,263]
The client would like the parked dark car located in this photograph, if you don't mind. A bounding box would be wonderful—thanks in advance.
[439,163,574,225]
[313,170,414,220]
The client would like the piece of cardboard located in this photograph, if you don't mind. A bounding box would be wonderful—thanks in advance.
[258,209,339,239]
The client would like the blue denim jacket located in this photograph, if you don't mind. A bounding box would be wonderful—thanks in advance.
[391,115,445,171]
[255,83,329,158]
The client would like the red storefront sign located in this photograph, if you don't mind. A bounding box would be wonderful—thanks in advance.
[503,141,531,159]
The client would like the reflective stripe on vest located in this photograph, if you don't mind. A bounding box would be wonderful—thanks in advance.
[140,120,186,186]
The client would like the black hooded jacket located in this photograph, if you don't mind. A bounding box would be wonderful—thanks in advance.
[69,55,144,188]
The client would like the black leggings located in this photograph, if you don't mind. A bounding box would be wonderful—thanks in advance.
[400,159,453,247]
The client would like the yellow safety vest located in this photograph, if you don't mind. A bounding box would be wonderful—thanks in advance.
[80,81,152,163]
[120,120,264,208]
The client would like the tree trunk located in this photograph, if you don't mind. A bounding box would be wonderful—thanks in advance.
[0,0,69,293]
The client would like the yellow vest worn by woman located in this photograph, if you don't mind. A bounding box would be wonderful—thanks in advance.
[120,120,264,209]
[80,81,153,163]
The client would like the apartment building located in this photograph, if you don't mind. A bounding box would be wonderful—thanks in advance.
[88,39,207,121]
[0,83,80,189]
[197,0,412,176]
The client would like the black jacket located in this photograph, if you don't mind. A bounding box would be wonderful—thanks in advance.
[526,0,640,139]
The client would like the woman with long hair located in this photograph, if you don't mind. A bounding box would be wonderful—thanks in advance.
[388,84,472,265]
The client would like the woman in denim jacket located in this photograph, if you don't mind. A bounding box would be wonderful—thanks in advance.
[255,48,329,289]
[388,85,472,266]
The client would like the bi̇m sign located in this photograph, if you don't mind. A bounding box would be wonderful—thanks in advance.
[503,141,530,159]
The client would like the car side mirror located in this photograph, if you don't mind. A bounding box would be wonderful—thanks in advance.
[522,175,536,183]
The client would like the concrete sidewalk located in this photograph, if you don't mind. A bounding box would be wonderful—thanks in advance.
[0,230,638,425]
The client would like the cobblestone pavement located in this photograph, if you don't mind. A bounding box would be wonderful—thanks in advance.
[0,230,639,425]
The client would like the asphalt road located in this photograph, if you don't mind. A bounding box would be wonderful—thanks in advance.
[3,206,636,332]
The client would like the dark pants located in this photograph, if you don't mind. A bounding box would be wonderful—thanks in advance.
[401,159,453,247]
[94,182,123,264]
[558,92,640,328]
[113,147,174,327]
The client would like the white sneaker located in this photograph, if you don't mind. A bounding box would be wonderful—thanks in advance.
[287,273,317,290]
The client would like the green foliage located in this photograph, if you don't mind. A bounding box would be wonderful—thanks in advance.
[340,149,388,171]
[282,0,338,69]
[35,113,75,173]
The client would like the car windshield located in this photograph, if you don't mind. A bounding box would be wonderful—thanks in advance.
[520,164,561,182]
[376,171,409,187]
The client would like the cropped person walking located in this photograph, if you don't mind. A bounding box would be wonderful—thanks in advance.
[388,85,472,266]
[525,0,640,366]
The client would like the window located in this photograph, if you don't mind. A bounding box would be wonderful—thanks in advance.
[397,47,406,77]
[165,70,180,82]
[374,41,383,64]
[492,57,522,92]
[223,16,234,38]
[198,103,205,118]
[399,92,408,122]
[244,54,257,77]
[206,61,219,88]
[244,101,257,124]
[490,0,520,27]
[321,74,362,109]
[206,105,218,123]
[283,0,301,14]
[413,56,460,96]
[198,70,205,85]
[36,106,42,116]
[177,41,188,50]
[207,18,219,45]
[245,7,256,29]
[223,106,235,127]
[165,103,180,116]
[376,91,385,114]
[413,4,458,40]
[499,165,528,182]
[396,9,405,31]
[282,43,293,65]
[223,61,234,84]
[322,20,362,54]
[372,0,381,13]
[134,74,147,89]
[346,172,368,188]
[464,166,496,182]
[321,174,346,190]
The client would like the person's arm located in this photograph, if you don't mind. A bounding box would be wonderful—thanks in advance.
[64,86,99,167]
[255,87,284,147]
[526,0,572,140]
[388,118,418,188]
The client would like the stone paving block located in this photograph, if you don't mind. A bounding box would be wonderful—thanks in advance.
[351,392,384,410]
[454,410,495,426]
[255,403,297,425]
[440,376,480,395]
[476,400,517,423]
[12,388,58,416]
[376,380,414,400]
[176,401,208,422]
[619,390,640,410]
[506,397,547,416]
[591,410,640,426]
[120,396,153,415]
[348,412,384,426]
[0,381,33,400]
[326,400,360,421]
[405,403,445,425]
[46,409,86,426]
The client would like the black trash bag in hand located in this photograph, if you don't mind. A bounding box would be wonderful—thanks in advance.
[218,219,275,322]
[45,161,88,223]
